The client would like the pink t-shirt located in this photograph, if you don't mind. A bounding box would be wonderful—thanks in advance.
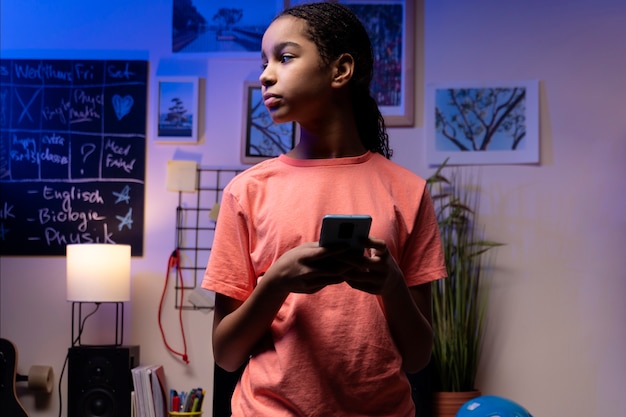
[203,152,446,416]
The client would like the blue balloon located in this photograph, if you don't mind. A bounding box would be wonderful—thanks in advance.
[456,395,533,417]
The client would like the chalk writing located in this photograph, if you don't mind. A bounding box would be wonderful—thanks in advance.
[0,202,15,219]
[116,207,134,231]
[113,185,131,204]
[112,94,134,120]
[15,88,42,123]
[0,58,147,256]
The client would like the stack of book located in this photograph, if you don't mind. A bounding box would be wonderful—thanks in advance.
[131,364,167,417]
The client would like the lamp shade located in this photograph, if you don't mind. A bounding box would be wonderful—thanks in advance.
[66,244,131,302]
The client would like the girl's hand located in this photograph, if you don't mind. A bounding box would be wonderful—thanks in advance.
[263,242,357,294]
[342,237,405,296]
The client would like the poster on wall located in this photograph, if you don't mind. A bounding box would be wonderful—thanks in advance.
[0,58,148,256]
[277,0,416,126]
[172,0,287,54]
[425,80,540,166]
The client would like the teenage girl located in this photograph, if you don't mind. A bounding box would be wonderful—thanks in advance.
[202,3,446,416]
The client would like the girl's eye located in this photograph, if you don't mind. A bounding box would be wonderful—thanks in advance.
[260,54,293,70]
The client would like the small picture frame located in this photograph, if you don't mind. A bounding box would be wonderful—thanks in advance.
[425,80,540,166]
[289,0,415,126]
[241,81,297,164]
[156,77,200,143]
[341,0,415,126]
[172,0,288,56]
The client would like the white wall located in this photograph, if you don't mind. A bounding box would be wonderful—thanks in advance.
[1,0,625,416]
[423,1,626,416]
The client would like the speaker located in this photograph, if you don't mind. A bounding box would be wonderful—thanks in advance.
[68,345,139,417]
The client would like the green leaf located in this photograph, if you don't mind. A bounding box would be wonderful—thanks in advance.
[427,162,503,392]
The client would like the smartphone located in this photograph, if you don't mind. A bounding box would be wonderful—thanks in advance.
[319,214,372,253]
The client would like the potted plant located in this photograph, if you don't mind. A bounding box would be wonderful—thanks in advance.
[426,160,503,417]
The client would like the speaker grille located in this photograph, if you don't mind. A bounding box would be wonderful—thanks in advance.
[68,346,139,417]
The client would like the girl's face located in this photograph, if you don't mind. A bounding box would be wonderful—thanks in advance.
[260,16,335,125]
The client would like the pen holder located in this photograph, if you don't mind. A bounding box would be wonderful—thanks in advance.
[168,413,202,416]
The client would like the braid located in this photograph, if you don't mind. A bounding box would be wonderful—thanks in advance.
[353,88,392,158]
[279,2,392,159]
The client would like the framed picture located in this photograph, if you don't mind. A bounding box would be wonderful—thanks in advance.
[156,77,200,144]
[289,0,415,126]
[344,0,415,126]
[425,80,540,166]
[172,0,288,55]
[241,81,297,164]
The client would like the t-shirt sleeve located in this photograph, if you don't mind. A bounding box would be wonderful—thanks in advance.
[201,186,256,301]
[400,186,447,287]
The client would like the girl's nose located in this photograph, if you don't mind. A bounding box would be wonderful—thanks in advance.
[260,65,276,87]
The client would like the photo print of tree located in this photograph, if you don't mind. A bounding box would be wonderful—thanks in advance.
[241,82,296,164]
[426,81,539,165]
[172,0,284,54]
[157,77,199,143]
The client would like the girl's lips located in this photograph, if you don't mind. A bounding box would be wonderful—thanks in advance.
[263,94,281,108]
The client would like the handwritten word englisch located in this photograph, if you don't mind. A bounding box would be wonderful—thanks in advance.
[43,185,105,212]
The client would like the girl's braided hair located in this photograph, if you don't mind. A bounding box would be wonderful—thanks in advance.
[278,2,392,159]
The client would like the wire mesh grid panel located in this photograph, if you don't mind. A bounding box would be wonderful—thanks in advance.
[174,167,245,309]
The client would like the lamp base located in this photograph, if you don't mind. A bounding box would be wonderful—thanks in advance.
[71,302,125,347]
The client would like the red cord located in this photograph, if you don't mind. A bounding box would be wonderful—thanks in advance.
[158,249,189,364]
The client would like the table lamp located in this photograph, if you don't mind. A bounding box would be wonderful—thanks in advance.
[66,243,131,346]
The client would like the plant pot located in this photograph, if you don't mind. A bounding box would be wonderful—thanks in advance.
[432,390,481,417]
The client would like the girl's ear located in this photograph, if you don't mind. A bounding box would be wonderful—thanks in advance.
[331,53,355,88]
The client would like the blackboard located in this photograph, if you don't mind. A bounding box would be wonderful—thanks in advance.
[0,59,148,256]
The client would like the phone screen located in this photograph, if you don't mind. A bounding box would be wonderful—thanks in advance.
[319,215,372,252]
